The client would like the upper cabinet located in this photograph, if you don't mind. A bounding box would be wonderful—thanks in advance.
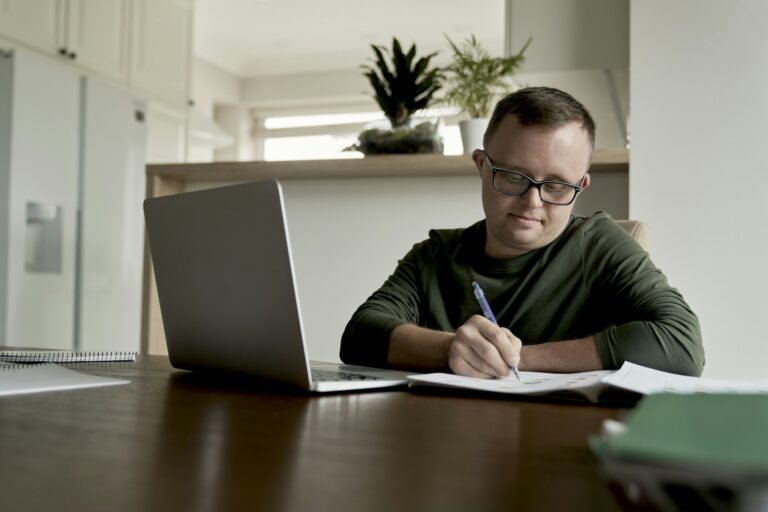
[0,0,61,54]
[64,0,130,82]
[130,0,193,107]
[0,0,192,106]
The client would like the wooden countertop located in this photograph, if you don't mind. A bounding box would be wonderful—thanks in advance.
[146,149,628,183]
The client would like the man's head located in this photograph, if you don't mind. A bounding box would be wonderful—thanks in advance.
[483,86,596,150]
[472,87,595,258]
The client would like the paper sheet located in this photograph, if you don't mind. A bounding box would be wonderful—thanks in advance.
[602,362,768,394]
[0,363,129,397]
[408,369,613,398]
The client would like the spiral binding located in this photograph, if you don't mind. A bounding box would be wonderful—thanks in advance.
[0,351,137,363]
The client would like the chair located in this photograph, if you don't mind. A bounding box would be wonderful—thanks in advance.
[615,220,650,251]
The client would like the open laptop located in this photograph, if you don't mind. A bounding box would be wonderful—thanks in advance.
[143,180,411,392]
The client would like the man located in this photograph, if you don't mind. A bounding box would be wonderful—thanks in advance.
[340,87,704,378]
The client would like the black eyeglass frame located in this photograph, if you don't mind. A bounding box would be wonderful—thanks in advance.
[482,150,586,206]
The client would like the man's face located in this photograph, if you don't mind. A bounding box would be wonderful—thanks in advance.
[472,115,592,258]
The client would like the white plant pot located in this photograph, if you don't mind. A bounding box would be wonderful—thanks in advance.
[459,118,490,155]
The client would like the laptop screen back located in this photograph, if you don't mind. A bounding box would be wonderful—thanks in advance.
[143,180,312,389]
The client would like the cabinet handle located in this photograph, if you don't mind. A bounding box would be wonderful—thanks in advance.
[58,48,68,56]
[68,52,77,60]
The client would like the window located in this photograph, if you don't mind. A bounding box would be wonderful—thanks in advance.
[257,108,464,161]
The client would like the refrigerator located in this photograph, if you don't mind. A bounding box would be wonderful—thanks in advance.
[0,47,146,351]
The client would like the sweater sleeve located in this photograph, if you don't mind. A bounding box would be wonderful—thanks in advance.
[585,217,705,376]
[339,241,427,368]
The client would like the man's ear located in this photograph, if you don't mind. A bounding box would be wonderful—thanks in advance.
[471,149,485,176]
[581,173,591,190]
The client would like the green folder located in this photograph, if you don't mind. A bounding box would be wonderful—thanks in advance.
[601,393,768,474]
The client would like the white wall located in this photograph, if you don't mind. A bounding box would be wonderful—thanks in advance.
[507,0,629,73]
[505,0,629,149]
[191,57,241,114]
[241,68,371,112]
[630,0,768,378]
[284,178,482,362]
[188,57,242,162]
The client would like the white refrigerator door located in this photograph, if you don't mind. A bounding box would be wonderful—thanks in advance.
[77,77,146,351]
[1,48,80,349]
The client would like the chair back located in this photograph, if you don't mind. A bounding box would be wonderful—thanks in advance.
[615,219,650,251]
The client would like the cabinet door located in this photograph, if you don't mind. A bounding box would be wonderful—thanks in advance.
[0,0,62,54]
[65,0,129,81]
[130,0,192,106]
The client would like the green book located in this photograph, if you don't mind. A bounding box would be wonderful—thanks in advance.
[600,393,768,474]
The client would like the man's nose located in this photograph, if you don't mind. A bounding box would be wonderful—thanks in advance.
[519,184,543,207]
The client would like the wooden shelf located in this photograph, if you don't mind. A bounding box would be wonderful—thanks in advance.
[146,149,628,184]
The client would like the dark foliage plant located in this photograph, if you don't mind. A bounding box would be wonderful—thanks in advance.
[362,38,443,128]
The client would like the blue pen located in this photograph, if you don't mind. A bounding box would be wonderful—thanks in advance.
[471,281,521,381]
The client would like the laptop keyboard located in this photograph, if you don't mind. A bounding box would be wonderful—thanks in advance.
[311,369,384,382]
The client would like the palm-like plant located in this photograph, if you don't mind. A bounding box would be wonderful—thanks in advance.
[363,38,443,128]
[443,35,532,118]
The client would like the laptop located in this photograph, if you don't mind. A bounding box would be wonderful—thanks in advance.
[143,180,412,392]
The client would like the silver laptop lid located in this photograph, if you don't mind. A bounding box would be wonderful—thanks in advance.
[143,180,312,389]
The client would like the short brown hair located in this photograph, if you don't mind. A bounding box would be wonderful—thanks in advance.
[483,87,596,149]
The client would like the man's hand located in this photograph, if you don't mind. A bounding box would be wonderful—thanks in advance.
[448,315,521,378]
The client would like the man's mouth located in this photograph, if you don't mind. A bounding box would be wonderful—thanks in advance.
[509,213,541,223]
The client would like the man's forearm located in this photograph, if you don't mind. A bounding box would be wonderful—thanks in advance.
[389,323,603,374]
[387,323,453,372]
[519,336,603,372]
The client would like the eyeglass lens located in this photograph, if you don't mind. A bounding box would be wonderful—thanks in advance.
[493,171,578,205]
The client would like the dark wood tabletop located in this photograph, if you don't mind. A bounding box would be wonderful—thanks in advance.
[0,356,627,512]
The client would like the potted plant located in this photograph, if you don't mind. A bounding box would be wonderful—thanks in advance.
[442,35,532,154]
[350,38,444,155]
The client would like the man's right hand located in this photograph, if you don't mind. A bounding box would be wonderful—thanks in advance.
[448,315,521,379]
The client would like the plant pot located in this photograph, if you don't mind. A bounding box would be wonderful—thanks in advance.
[350,118,444,156]
[459,118,490,155]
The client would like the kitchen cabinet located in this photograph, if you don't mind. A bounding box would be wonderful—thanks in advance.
[0,0,192,105]
[0,0,61,55]
[0,0,129,82]
[63,0,130,82]
[130,0,193,106]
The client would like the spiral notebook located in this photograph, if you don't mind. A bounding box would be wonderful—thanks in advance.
[0,351,137,363]
[0,362,130,397]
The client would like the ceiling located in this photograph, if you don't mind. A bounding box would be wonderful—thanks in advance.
[194,0,506,77]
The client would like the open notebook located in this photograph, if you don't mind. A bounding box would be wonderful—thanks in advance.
[0,363,129,397]
[407,362,768,403]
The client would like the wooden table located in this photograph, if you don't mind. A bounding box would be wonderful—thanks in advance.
[0,356,626,511]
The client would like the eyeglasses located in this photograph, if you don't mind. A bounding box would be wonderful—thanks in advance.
[483,151,585,206]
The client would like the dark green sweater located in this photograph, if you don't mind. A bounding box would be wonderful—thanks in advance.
[340,213,704,376]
